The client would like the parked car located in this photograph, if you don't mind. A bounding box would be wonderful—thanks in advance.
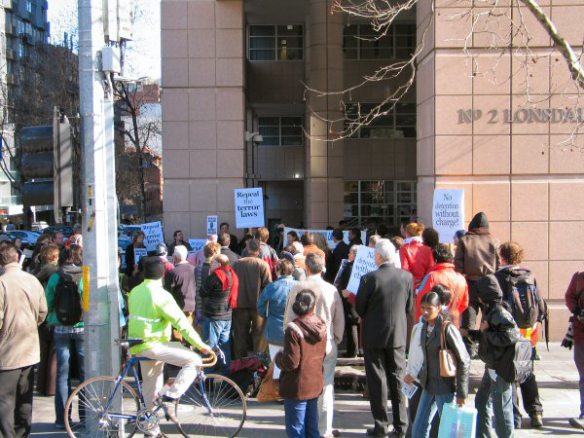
[9,230,41,246]
[44,225,74,238]
[0,233,31,249]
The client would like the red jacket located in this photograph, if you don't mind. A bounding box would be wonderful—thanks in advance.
[565,271,584,344]
[416,262,469,327]
[400,240,435,288]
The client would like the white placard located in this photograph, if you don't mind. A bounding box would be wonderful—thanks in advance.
[432,189,465,244]
[346,246,377,294]
[188,238,207,254]
[207,215,218,236]
[234,188,265,229]
[284,227,367,249]
[139,221,164,251]
[134,248,148,266]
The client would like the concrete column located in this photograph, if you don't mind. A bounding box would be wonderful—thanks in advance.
[304,0,344,228]
[416,0,583,339]
[161,0,246,240]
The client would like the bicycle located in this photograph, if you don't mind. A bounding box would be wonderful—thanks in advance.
[64,338,247,437]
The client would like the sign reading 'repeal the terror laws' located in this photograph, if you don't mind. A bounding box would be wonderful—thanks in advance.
[234,188,265,229]
[432,189,465,244]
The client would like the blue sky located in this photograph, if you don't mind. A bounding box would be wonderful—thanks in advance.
[47,0,161,80]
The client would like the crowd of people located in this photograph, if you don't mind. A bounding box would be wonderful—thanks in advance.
[0,214,583,438]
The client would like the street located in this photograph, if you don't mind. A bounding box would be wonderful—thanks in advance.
[30,343,583,437]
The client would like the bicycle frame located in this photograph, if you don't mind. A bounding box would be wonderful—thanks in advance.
[100,357,216,423]
[100,357,148,422]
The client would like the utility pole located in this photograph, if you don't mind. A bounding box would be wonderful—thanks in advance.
[78,0,120,389]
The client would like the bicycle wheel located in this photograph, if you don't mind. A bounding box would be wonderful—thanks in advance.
[175,373,247,437]
[64,376,140,437]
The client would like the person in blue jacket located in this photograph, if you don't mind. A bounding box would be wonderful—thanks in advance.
[257,258,297,378]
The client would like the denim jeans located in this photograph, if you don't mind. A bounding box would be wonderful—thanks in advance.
[54,330,85,427]
[412,390,454,438]
[475,370,514,438]
[576,342,584,417]
[203,318,231,373]
[284,397,319,438]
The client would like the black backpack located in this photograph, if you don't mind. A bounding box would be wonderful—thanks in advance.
[507,269,541,329]
[54,271,83,326]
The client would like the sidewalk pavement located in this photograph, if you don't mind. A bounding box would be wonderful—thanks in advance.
[31,343,583,437]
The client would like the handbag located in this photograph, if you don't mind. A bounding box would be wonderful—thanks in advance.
[256,363,281,403]
[439,321,457,378]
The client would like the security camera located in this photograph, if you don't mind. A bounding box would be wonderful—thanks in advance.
[245,132,263,145]
[252,133,263,144]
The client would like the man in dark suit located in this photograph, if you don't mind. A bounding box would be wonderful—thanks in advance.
[356,239,414,438]
[325,229,350,283]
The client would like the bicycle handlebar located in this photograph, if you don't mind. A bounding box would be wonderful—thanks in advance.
[200,350,218,368]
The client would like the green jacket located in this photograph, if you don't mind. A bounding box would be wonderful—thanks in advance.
[45,265,84,328]
[128,279,208,354]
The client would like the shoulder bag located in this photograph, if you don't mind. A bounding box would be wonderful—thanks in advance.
[439,321,457,378]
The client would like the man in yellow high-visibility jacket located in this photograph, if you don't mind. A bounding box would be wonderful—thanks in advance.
[128,256,212,425]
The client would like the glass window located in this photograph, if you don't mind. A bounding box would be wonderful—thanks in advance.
[345,102,416,138]
[258,116,304,146]
[343,180,417,226]
[249,25,303,61]
[343,23,415,60]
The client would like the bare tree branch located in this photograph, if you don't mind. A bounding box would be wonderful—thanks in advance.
[518,0,584,89]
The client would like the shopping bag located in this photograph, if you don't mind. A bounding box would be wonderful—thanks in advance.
[256,364,280,403]
[438,402,477,438]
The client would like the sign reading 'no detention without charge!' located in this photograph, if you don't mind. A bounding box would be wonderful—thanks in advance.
[432,189,465,244]
[234,188,265,229]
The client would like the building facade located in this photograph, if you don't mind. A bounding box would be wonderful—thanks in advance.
[0,0,50,218]
[162,0,581,339]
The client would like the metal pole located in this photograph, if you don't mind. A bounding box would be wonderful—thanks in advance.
[78,0,120,392]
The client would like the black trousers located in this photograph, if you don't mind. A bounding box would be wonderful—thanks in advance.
[512,372,543,422]
[364,346,408,434]
[345,323,360,357]
[461,281,480,355]
[0,365,35,438]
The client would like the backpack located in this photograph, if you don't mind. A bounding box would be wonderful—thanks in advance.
[513,337,534,384]
[507,269,541,329]
[54,271,83,326]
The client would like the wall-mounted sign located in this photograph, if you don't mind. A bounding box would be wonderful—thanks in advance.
[457,108,584,125]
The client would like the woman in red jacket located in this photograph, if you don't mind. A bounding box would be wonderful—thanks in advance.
[400,223,435,289]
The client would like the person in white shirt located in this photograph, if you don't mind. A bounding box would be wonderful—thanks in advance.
[284,253,345,438]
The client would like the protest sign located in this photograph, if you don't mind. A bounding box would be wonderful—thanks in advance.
[139,221,165,251]
[207,215,218,236]
[346,245,377,294]
[188,239,207,254]
[432,189,465,244]
[134,248,148,266]
[234,188,265,229]
[284,227,367,249]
